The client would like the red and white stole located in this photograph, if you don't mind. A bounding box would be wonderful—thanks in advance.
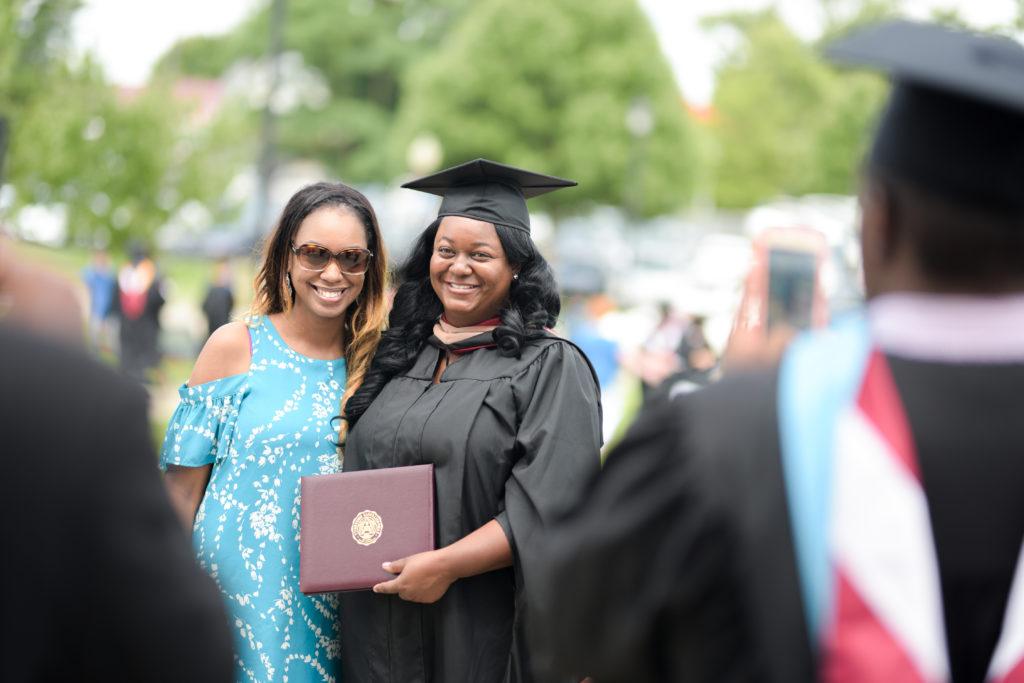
[821,350,1024,683]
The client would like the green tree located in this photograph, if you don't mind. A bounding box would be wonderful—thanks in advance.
[7,61,185,247]
[1,0,252,248]
[705,8,889,208]
[0,0,83,171]
[154,0,469,183]
[394,0,697,218]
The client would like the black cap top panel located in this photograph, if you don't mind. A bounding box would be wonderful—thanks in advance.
[402,158,577,234]
[827,20,1024,113]
[827,20,1024,210]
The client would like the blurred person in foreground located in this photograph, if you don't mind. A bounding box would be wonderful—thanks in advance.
[114,242,166,382]
[0,245,233,682]
[534,21,1024,683]
[160,182,389,681]
[340,159,602,683]
[0,236,82,342]
[201,257,235,341]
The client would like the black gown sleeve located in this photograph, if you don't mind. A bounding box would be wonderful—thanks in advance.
[497,341,603,592]
[530,397,754,683]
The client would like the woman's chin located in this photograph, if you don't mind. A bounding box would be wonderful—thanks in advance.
[297,296,353,320]
[441,301,480,322]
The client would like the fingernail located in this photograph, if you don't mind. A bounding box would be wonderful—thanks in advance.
[382,562,389,570]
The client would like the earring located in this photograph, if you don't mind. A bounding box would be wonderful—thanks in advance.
[286,273,293,291]
[513,273,519,281]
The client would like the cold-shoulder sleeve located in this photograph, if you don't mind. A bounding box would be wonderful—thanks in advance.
[159,374,248,469]
[497,340,603,590]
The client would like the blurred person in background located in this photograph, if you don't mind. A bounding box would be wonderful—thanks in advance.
[160,182,389,682]
[659,313,718,400]
[564,293,620,392]
[80,246,115,350]
[534,21,1024,683]
[1,248,233,682]
[201,257,235,341]
[627,300,688,402]
[113,241,165,382]
[341,159,602,683]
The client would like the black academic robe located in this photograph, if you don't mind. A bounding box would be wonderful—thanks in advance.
[534,359,1024,683]
[115,276,165,381]
[1,323,234,682]
[340,331,603,683]
[201,284,234,338]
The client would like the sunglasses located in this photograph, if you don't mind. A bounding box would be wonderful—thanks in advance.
[291,243,373,274]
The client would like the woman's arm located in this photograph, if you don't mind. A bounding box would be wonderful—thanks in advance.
[372,519,512,603]
[161,322,250,530]
[163,464,213,530]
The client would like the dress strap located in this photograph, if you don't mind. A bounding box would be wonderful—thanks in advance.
[246,315,268,362]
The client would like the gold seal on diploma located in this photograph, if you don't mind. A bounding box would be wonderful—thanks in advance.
[351,510,383,546]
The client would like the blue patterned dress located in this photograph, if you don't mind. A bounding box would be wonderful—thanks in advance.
[160,315,344,682]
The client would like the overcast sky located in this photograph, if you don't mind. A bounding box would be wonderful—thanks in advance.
[73,0,1021,104]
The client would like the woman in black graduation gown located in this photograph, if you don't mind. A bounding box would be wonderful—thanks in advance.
[340,159,603,683]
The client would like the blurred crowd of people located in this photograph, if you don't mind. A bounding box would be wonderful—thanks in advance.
[77,245,237,383]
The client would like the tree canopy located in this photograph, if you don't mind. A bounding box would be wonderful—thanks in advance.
[394,0,698,218]
[703,5,890,208]
[0,1,253,248]
[155,0,469,183]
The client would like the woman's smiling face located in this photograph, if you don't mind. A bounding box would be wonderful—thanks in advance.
[429,215,516,326]
[288,206,367,320]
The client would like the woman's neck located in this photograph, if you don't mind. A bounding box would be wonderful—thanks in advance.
[272,307,346,360]
[441,311,502,328]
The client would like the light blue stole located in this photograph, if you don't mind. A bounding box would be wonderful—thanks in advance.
[776,312,873,644]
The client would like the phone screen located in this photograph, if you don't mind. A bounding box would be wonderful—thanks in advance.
[766,248,817,331]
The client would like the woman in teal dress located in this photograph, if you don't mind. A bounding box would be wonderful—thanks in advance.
[161,182,389,682]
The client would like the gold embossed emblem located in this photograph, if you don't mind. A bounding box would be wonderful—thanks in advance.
[351,510,383,546]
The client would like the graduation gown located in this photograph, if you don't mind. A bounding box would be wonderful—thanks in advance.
[533,358,1024,683]
[340,331,603,683]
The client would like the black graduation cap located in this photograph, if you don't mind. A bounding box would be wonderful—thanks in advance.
[402,158,577,234]
[826,20,1024,210]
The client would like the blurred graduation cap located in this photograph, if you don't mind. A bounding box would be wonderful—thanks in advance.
[827,20,1024,210]
[402,158,576,234]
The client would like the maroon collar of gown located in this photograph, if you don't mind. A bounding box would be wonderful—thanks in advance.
[430,315,502,356]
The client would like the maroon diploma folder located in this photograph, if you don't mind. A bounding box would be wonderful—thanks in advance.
[299,464,435,594]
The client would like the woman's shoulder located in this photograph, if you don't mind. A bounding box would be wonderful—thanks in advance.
[524,332,590,363]
[188,321,251,387]
[503,333,597,381]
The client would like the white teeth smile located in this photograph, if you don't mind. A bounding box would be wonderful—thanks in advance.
[448,283,477,290]
[312,286,345,300]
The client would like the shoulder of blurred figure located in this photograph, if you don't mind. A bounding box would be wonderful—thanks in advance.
[0,252,84,344]
[1,322,145,411]
[189,321,251,386]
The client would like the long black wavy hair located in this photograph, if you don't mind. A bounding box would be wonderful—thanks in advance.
[344,217,560,428]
